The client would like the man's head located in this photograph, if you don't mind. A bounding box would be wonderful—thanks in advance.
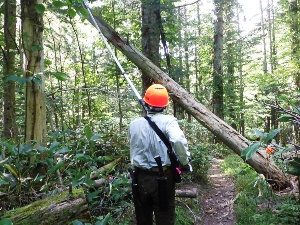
[143,84,169,112]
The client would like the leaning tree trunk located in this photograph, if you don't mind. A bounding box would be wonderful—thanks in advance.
[86,12,291,190]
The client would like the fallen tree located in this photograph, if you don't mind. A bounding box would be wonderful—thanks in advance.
[86,10,291,190]
[2,190,91,225]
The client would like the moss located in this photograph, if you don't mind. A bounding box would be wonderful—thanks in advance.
[2,188,86,224]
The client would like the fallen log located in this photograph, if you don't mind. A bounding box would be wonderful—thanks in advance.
[86,10,291,190]
[2,190,91,225]
[175,183,198,198]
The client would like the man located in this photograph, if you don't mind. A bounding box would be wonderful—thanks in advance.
[128,84,191,225]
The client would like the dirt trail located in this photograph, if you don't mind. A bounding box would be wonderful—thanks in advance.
[198,158,235,225]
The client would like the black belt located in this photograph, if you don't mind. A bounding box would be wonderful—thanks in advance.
[135,166,171,175]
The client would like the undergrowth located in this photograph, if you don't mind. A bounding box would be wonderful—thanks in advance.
[221,154,300,225]
[0,119,209,224]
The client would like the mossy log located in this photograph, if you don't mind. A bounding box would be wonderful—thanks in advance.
[2,189,91,225]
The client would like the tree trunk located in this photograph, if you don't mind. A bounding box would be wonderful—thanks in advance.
[212,0,224,120]
[260,0,268,75]
[86,12,291,190]
[141,0,159,94]
[2,0,17,139]
[21,0,46,146]
[289,0,300,88]
[224,0,237,130]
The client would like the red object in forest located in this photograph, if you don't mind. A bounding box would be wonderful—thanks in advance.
[266,146,274,154]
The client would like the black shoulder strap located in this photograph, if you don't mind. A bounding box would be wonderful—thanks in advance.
[144,116,182,183]
[144,116,172,152]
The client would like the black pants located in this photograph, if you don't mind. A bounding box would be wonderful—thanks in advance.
[135,168,175,225]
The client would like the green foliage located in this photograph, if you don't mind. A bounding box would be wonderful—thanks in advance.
[0,218,13,225]
[221,154,300,225]
[241,128,281,161]
[35,4,46,14]
[188,144,211,183]
[175,199,201,225]
[286,157,300,176]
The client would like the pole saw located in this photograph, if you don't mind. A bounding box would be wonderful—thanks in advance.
[82,0,190,177]
[83,0,148,112]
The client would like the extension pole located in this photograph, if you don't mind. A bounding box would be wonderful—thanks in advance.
[83,0,147,111]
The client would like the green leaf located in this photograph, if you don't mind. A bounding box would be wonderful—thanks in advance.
[77,6,89,19]
[31,45,42,51]
[241,142,260,161]
[50,141,60,151]
[35,4,45,14]
[90,134,101,142]
[5,74,28,85]
[4,164,19,179]
[85,126,93,140]
[68,8,76,18]
[50,72,68,81]
[53,1,65,8]
[263,128,282,144]
[289,101,300,114]
[56,147,69,154]
[277,114,293,122]
[95,213,111,225]
[287,158,300,176]
[253,129,264,139]
[72,220,84,225]
[49,161,65,174]
[2,141,15,154]
[0,218,13,225]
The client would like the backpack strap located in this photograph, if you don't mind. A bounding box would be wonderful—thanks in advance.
[144,116,172,151]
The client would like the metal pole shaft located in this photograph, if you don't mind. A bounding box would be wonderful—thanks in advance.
[83,0,143,102]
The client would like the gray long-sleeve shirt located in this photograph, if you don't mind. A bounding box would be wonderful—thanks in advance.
[129,113,190,169]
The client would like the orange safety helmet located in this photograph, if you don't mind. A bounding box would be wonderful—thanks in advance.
[143,84,169,107]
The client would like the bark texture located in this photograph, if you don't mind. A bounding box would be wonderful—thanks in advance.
[21,0,46,145]
[3,192,91,225]
[86,12,291,190]
[2,0,17,139]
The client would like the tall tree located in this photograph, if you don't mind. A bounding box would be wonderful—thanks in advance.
[236,5,245,136]
[2,0,17,139]
[260,0,268,75]
[212,0,224,120]
[267,0,278,132]
[289,0,300,88]
[141,0,160,94]
[21,0,46,145]
[224,0,238,130]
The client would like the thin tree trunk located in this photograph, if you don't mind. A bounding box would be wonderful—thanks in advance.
[112,0,123,132]
[173,7,185,120]
[237,6,245,136]
[86,12,291,190]
[260,0,268,75]
[267,0,274,74]
[289,0,300,88]
[69,18,91,125]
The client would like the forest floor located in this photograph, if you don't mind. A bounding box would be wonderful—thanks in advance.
[197,158,236,225]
